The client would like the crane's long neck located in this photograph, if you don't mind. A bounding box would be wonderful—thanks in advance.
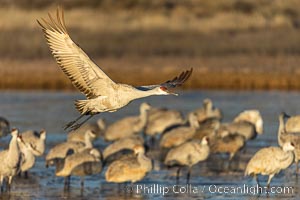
[281,150,294,169]
[36,137,46,155]
[204,102,213,115]
[20,146,35,171]
[7,135,20,166]
[278,115,285,147]
[188,115,200,129]
[97,119,106,131]
[130,88,163,101]
[138,107,149,130]
[137,152,152,171]
[84,135,93,149]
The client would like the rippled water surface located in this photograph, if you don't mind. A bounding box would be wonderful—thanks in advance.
[0,90,300,200]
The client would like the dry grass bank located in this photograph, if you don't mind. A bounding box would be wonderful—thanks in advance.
[1,1,300,90]
[1,55,300,91]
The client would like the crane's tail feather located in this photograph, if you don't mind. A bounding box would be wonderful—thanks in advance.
[75,100,90,114]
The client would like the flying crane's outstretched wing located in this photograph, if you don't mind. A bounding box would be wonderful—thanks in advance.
[37,7,117,99]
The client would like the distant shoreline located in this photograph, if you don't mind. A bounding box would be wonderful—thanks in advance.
[1,55,300,91]
[1,4,300,91]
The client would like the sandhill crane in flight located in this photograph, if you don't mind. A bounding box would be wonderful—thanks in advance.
[37,8,193,131]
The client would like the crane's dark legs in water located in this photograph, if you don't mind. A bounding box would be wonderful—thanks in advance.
[64,176,71,190]
[186,167,192,184]
[176,167,181,184]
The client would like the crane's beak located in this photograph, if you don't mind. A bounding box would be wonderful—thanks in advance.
[17,135,25,144]
[166,89,178,96]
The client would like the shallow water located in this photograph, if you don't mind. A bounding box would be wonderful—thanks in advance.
[0,90,300,199]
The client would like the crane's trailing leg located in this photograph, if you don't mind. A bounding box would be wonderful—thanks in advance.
[68,115,95,131]
[64,114,85,130]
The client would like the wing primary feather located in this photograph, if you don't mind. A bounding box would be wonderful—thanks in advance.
[136,68,193,91]
[38,7,117,99]
[166,68,193,87]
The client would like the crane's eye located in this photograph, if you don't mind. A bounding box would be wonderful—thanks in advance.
[291,142,295,147]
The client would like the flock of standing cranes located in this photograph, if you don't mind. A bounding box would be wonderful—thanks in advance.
[0,99,299,192]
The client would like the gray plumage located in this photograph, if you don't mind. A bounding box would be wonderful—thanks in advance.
[37,7,192,131]
[105,145,152,183]
[21,129,46,156]
[210,131,245,160]
[193,98,222,122]
[46,130,96,167]
[145,107,184,137]
[277,113,300,173]
[230,109,263,140]
[104,103,151,141]
[0,129,22,190]
[193,118,221,141]
[285,115,300,132]
[19,140,40,174]
[216,110,263,142]
[103,135,144,161]
[67,118,106,142]
[245,142,294,187]
[164,137,210,182]
[55,148,102,188]
[160,112,199,149]
[164,137,210,167]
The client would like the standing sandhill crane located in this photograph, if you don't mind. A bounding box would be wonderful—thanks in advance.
[160,112,199,149]
[245,142,294,187]
[231,109,264,140]
[145,107,185,139]
[0,129,23,191]
[193,118,221,141]
[277,112,300,173]
[46,130,96,167]
[103,135,144,161]
[210,130,245,161]
[37,8,192,131]
[105,145,152,183]
[67,118,106,142]
[55,148,102,188]
[193,98,222,123]
[21,129,46,156]
[104,103,151,141]
[0,117,10,138]
[212,110,263,144]
[285,115,300,132]
[18,140,41,178]
[164,137,210,183]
